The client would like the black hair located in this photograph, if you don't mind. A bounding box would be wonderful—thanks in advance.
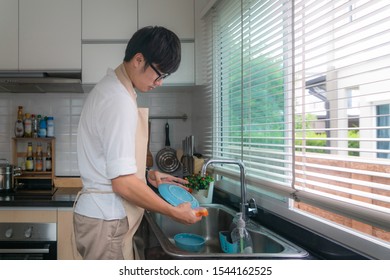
[123,26,181,74]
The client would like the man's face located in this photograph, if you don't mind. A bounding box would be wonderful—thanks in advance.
[133,60,166,92]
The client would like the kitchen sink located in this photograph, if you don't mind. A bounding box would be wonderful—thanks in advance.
[133,204,309,259]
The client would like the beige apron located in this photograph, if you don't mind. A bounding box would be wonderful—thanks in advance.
[116,64,148,260]
[121,107,148,260]
[72,64,149,260]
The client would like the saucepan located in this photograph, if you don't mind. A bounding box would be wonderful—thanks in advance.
[0,159,22,191]
[155,122,180,174]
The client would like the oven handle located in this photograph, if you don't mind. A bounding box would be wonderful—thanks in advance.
[0,247,50,254]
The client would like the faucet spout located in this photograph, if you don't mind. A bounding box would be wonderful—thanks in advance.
[201,158,249,220]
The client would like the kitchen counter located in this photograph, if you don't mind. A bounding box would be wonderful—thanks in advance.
[0,187,80,208]
[0,185,371,259]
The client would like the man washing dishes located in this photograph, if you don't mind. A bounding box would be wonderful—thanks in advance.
[74,26,203,260]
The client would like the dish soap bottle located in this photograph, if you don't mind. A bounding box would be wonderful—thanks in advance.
[229,212,242,232]
[230,212,253,253]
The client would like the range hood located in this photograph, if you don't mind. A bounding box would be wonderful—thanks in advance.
[0,72,84,93]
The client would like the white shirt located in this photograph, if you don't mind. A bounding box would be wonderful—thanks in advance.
[75,68,138,220]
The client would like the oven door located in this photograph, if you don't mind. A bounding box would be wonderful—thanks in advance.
[0,241,57,260]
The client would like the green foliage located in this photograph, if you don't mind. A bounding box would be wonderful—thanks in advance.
[295,115,360,155]
[348,129,360,156]
[185,173,214,191]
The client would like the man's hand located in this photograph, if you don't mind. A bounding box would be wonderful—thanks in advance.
[147,170,189,190]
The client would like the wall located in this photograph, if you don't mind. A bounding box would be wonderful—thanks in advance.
[0,88,195,176]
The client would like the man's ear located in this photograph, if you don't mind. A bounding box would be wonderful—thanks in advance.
[134,53,144,66]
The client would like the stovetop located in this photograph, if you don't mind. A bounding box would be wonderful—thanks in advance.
[0,186,58,199]
[2,187,58,197]
[0,178,57,198]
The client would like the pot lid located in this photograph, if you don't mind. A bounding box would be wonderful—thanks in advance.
[0,159,12,172]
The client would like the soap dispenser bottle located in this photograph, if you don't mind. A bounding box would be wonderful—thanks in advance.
[230,212,253,253]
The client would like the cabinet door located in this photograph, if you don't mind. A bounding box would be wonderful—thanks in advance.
[0,209,57,223]
[82,44,127,84]
[167,42,195,85]
[82,0,137,40]
[19,0,81,70]
[57,209,82,260]
[138,0,194,39]
[0,0,18,70]
[82,43,194,85]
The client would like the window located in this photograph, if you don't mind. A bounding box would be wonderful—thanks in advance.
[202,0,390,256]
[377,104,390,159]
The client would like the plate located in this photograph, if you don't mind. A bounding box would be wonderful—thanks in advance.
[158,183,199,208]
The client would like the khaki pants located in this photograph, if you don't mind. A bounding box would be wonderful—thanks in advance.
[73,213,129,260]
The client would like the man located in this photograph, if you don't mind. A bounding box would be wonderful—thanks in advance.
[74,26,202,260]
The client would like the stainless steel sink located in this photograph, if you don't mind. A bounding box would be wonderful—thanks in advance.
[134,204,308,259]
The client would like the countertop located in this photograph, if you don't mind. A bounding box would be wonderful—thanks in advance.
[0,185,370,259]
[0,187,81,208]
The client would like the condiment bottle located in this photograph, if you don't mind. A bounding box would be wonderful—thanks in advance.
[39,117,47,138]
[35,142,43,171]
[45,143,52,171]
[14,106,24,137]
[31,114,38,138]
[23,113,32,137]
[25,142,34,171]
[47,116,54,137]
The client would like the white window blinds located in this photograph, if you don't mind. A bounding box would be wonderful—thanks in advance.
[205,0,294,189]
[203,0,390,233]
[293,0,390,231]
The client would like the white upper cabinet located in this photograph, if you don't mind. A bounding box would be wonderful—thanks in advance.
[82,0,137,40]
[82,44,127,84]
[138,0,194,39]
[0,0,18,70]
[19,0,81,71]
[81,0,137,84]
[167,42,195,85]
[82,0,195,85]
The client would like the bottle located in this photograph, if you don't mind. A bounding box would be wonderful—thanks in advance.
[31,114,38,138]
[35,142,43,171]
[14,106,24,137]
[229,212,242,232]
[47,116,54,137]
[230,212,253,253]
[25,142,34,171]
[45,143,52,171]
[39,117,47,138]
[23,113,32,137]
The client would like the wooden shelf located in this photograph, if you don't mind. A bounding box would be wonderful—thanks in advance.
[12,137,56,185]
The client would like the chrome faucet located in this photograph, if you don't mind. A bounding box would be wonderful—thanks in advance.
[201,158,258,221]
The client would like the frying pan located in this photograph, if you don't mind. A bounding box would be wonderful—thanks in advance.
[155,122,180,173]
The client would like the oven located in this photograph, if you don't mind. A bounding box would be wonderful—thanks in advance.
[0,222,57,260]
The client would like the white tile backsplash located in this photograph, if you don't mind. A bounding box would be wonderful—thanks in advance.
[0,89,194,176]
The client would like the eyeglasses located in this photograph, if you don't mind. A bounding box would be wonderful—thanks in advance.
[149,63,170,82]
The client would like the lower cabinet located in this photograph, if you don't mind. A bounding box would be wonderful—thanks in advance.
[57,208,82,260]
